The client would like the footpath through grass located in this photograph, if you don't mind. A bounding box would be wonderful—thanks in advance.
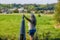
[0,14,60,40]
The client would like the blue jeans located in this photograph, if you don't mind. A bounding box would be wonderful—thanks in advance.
[29,29,36,37]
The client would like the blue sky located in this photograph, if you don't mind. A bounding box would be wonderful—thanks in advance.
[0,0,58,4]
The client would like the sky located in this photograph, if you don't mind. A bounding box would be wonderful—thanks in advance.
[0,0,58,4]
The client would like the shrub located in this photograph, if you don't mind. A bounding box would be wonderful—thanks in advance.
[54,0,60,24]
[0,9,2,13]
[13,9,19,13]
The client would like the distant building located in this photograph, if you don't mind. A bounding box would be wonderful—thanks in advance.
[44,10,54,14]
[1,8,8,14]
[9,8,17,13]
[1,8,12,14]
[18,7,27,13]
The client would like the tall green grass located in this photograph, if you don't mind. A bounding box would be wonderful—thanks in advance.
[0,14,60,40]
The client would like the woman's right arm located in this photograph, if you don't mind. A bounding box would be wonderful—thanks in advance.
[24,15,32,23]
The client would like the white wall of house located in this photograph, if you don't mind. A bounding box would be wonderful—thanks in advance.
[44,10,54,14]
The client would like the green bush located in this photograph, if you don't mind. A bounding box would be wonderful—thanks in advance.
[0,9,2,13]
[13,9,19,13]
[54,0,60,23]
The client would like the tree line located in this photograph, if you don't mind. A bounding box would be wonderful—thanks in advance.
[0,3,56,13]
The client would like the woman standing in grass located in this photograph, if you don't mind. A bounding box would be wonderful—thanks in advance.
[24,13,36,40]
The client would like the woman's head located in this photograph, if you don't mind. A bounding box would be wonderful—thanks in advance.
[30,14,35,20]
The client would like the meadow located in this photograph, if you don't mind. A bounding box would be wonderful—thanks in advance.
[0,14,60,40]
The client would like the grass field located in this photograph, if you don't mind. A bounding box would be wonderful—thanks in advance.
[0,14,60,40]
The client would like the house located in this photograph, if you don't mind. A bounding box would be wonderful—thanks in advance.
[18,7,27,13]
[1,8,8,14]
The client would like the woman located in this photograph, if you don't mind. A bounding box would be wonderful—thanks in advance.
[24,14,36,40]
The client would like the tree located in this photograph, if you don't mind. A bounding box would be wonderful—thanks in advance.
[54,0,60,28]
[0,9,2,13]
[13,9,19,13]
